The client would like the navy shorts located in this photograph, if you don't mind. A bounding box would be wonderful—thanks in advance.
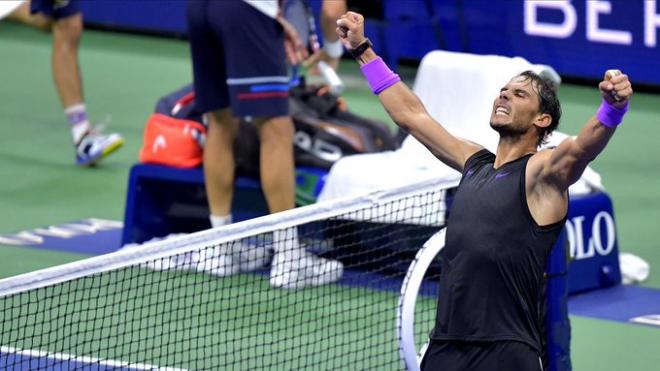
[421,340,543,371]
[30,0,81,20]
[187,0,289,117]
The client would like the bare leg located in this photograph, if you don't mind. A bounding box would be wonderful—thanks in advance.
[7,2,51,31]
[256,116,296,214]
[261,117,344,289]
[9,4,123,164]
[9,2,85,107]
[51,13,84,108]
[321,0,347,44]
[205,109,240,217]
[320,0,347,69]
[8,2,84,105]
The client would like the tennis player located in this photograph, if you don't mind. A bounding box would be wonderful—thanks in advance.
[7,0,124,166]
[337,11,633,370]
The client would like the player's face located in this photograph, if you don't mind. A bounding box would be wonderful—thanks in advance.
[489,76,541,135]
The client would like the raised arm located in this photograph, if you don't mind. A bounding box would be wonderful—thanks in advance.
[535,70,633,191]
[523,70,632,226]
[336,12,481,172]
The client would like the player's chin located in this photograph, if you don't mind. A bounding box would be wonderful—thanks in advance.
[489,117,508,130]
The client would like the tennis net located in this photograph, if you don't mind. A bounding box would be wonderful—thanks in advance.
[0,178,457,370]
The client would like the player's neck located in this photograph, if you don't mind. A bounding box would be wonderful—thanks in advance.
[494,137,537,169]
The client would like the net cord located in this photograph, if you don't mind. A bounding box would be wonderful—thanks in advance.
[0,178,458,298]
[397,228,447,371]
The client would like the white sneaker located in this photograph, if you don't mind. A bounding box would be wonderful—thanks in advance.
[144,252,195,271]
[270,251,343,289]
[198,242,272,277]
[122,233,194,272]
[76,131,124,166]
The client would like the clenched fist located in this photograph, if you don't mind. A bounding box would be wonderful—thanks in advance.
[599,69,633,109]
[335,11,367,50]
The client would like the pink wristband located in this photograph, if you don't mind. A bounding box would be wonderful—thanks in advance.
[360,57,401,94]
[597,99,629,128]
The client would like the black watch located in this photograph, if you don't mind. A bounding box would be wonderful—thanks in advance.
[349,38,373,60]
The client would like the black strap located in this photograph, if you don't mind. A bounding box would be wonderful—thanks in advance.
[349,38,373,60]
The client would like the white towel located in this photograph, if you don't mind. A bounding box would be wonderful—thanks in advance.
[619,252,650,284]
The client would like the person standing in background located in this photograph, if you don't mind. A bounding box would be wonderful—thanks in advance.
[187,0,343,289]
[8,0,124,166]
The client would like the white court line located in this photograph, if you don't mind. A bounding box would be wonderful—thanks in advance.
[629,314,660,328]
[0,346,187,371]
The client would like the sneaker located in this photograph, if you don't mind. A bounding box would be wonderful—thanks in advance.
[143,252,196,272]
[270,251,343,289]
[76,131,124,166]
[198,242,273,277]
[122,233,193,272]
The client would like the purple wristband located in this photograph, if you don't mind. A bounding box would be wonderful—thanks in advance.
[360,57,401,94]
[596,99,629,128]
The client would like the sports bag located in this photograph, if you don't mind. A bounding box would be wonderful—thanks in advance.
[139,85,206,168]
[140,81,401,175]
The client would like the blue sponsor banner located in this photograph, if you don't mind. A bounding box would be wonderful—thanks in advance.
[463,0,660,85]
[564,192,621,294]
[546,191,622,371]
[79,0,660,85]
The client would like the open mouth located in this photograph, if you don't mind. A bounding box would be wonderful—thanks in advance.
[495,106,510,116]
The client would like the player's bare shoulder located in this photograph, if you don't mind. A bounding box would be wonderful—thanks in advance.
[527,148,554,176]
[526,147,566,192]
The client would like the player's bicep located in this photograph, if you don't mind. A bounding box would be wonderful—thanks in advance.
[406,112,483,172]
[541,137,588,190]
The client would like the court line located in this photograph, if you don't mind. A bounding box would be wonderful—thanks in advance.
[0,346,187,370]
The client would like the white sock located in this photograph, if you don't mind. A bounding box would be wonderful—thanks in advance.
[65,103,91,144]
[273,227,302,258]
[210,214,232,228]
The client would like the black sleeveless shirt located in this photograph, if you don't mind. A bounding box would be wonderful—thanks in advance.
[430,149,566,353]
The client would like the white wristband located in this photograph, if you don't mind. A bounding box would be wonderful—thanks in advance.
[323,38,344,58]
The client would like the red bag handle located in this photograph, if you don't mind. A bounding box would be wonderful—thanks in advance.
[172,91,196,115]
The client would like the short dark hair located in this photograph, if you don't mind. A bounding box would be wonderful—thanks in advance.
[517,70,562,146]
